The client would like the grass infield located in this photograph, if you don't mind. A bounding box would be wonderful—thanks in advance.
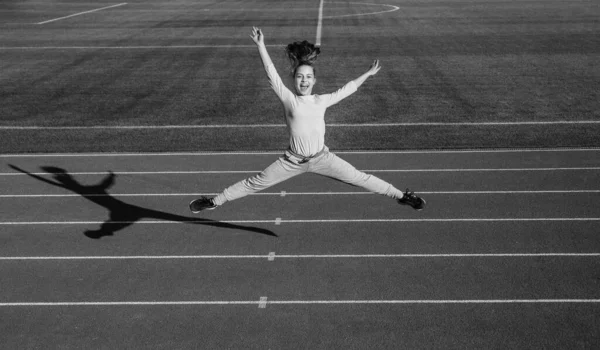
[0,0,598,153]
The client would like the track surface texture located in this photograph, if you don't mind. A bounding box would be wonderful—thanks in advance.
[1,149,600,349]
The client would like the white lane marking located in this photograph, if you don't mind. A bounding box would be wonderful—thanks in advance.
[259,297,268,308]
[1,253,598,261]
[3,167,600,176]
[1,190,599,198]
[324,2,399,19]
[0,44,284,50]
[0,301,258,306]
[316,0,324,46]
[1,148,599,157]
[275,218,282,225]
[36,3,127,24]
[0,218,599,225]
[2,121,600,129]
[1,299,599,307]
[269,299,600,304]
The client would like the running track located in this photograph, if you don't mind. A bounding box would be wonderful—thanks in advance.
[1,149,599,348]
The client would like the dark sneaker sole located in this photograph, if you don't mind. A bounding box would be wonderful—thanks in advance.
[398,198,426,211]
[414,198,426,211]
[189,199,217,213]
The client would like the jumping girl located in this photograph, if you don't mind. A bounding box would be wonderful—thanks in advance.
[189,27,425,213]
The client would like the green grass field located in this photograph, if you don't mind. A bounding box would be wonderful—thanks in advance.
[0,0,599,152]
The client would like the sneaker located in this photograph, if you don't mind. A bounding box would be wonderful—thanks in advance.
[397,189,426,211]
[189,196,217,213]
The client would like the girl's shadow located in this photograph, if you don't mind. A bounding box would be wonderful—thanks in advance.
[9,164,277,239]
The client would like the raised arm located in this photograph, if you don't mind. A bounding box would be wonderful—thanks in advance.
[322,60,381,107]
[250,27,275,69]
[8,164,63,188]
[250,27,294,102]
[352,59,381,88]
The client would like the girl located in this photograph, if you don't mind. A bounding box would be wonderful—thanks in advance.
[190,27,425,212]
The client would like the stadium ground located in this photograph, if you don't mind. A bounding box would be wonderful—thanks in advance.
[1,0,599,348]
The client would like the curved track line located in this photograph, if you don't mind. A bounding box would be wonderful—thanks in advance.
[323,2,399,19]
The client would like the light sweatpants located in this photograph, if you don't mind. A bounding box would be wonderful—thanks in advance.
[212,147,403,206]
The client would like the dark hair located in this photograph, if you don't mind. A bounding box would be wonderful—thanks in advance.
[285,40,320,77]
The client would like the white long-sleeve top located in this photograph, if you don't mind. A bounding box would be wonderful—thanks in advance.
[264,63,357,157]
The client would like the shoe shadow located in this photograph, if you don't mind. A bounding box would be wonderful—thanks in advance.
[8,164,277,239]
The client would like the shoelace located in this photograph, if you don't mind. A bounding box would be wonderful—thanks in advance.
[404,189,417,200]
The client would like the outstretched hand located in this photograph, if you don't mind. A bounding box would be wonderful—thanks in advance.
[250,26,265,46]
[367,59,381,76]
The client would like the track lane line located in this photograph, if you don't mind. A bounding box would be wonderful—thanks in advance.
[1,253,599,260]
[2,299,600,307]
[1,190,599,198]
[2,167,600,176]
[1,218,599,225]
[3,121,600,129]
[1,148,599,157]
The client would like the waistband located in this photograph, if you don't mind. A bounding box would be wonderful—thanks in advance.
[284,146,328,164]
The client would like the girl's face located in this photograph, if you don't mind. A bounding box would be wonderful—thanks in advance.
[294,65,316,96]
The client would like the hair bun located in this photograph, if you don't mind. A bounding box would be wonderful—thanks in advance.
[285,40,320,73]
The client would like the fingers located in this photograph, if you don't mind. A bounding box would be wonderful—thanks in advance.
[250,26,264,43]
[250,27,262,42]
[370,59,381,75]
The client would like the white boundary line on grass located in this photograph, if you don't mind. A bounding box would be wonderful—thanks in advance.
[1,299,600,307]
[1,190,599,198]
[36,3,127,24]
[1,253,598,260]
[316,0,325,46]
[323,2,400,19]
[2,121,600,129]
[0,218,599,225]
[1,148,599,158]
